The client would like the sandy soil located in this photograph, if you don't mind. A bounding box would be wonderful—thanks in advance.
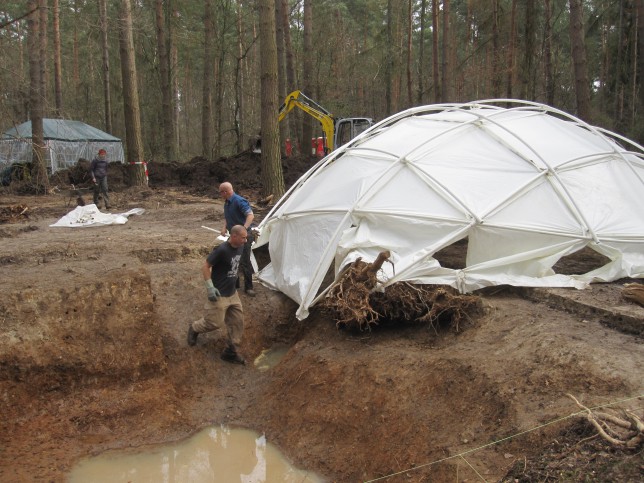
[0,158,643,482]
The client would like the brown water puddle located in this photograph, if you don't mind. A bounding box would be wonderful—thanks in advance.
[68,425,324,482]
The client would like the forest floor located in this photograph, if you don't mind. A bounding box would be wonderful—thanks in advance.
[0,153,643,482]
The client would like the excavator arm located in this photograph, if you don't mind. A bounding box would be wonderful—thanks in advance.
[278,90,336,152]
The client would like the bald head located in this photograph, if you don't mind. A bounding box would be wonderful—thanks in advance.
[219,182,234,200]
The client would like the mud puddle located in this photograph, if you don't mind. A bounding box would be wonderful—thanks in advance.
[253,344,290,371]
[68,424,325,482]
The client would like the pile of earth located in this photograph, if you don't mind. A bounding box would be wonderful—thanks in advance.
[48,152,315,200]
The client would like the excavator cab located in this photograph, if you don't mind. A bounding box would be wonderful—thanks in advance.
[335,118,373,147]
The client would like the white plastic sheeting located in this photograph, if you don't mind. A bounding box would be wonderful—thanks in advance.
[50,204,145,228]
[255,100,644,320]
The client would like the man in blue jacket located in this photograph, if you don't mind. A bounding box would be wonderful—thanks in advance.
[219,182,256,296]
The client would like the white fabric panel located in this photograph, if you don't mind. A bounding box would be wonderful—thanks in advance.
[456,271,589,292]
[467,225,589,276]
[335,213,467,280]
[259,213,350,311]
[358,164,468,220]
[484,111,612,169]
[578,241,644,281]
[277,154,387,213]
[357,116,462,157]
[485,177,587,235]
[412,144,542,217]
[558,160,644,236]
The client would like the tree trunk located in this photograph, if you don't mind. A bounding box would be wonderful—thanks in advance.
[28,1,49,193]
[638,0,644,124]
[156,0,173,161]
[569,0,592,121]
[281,0,298,152]
[39,0,48,116]
[432,0,440,102]
[118,0,146,186]
[73,0,79,87]
[442,0,452,102]
[214,3,226,161]
[385,0,393,115]
[418,0,427,104]
[406,0,413,107]
[99,0,112,132]
[53,0,63,116]
[613,0,626,130]
[170,11,180,156]
[201,0,214,159]
[258,0,285,198]
[544,0,554,105]
[302,0,313,155]
[235,0,244,153]
[505,0,517,101]
[491,0,501,98]
[521,0,536,100]
[275,0,287,155]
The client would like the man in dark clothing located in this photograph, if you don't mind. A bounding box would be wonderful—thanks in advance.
[218,182,256,296]
[89,148,111,209]
[187,225,248,365]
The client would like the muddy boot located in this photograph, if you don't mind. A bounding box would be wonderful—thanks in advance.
[187,325,199,346]
[221,345,246,365]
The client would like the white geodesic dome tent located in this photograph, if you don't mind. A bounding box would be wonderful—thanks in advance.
[255,100,644,320]
[0,118,124,174]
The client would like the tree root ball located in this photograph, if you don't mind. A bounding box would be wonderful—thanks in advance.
[322,253,483,331]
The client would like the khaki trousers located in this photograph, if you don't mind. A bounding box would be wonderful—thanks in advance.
[192,291,244,348]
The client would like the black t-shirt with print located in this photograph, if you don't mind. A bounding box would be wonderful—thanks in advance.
[206,241,243,297]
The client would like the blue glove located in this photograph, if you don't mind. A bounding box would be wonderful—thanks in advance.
[204,279,221,302]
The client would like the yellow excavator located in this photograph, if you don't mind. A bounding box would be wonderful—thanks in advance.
[278,90,373,154]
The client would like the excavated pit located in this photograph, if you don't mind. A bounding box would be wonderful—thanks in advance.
[1,161,643,481]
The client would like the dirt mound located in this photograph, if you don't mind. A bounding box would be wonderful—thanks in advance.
[48,153,315,200]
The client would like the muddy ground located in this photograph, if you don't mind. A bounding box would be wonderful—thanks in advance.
[0,154,643,482]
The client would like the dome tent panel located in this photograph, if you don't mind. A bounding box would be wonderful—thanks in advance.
[576,241,644,283]
[335,213,469,276]
[557,161,644,237]
[278,152,389,214]
[354,164,470,221]
[256,100,644,320]
[466,225,589,277]
[484,177,589,236]
[263,212,352,313]
[478,108,612,169]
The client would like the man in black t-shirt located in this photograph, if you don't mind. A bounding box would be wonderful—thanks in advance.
[187,225,248,364]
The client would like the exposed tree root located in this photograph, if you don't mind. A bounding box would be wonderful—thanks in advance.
[322,251,482,331]
[622,283,644,307]
[0,205,29,223]
[568,394,644,449]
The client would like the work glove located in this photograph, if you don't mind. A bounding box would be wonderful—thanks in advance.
[204,279,221,302]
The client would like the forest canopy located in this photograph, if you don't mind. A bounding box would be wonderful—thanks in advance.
[1,0,642,163]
